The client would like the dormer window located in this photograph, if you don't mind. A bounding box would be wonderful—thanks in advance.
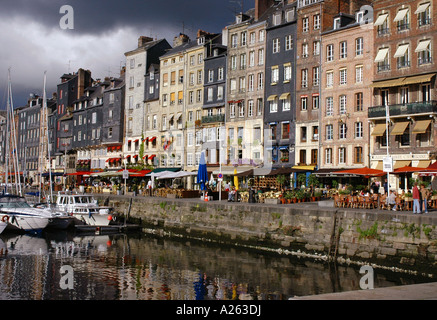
[198,37,205,45]
[356,11,364,23]
[273,13,282,26]
[333,17,341,29]
[285,9,295,22]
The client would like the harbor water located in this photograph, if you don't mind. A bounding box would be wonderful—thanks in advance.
[0,230,435,300]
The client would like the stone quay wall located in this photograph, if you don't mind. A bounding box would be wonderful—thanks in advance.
[97,195,437,273]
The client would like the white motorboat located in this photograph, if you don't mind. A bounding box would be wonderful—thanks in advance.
[55,192,117,226]
[0,195,51,232]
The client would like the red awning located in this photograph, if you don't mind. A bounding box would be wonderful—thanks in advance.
[392,166,423,174]
[67,172,91,176]
[425,162,437,171]
[149,137,156,143]
[135,170,152,177]
[133,155,138,158]
[106,158,111,162]
[125,155,131,159]
[333,167,385,177]
[149,154,156,160]
[134,139,139,143]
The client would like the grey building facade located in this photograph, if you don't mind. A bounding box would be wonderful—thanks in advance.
[264,1,297,167]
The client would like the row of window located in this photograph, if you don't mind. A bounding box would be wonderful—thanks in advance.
[378,84,431,106]
[375,2,432,36]
[229,99,264,118]
[325,65,364,88]
[324,122,365,141]
[325,38,364,62]
[230,72,264,93]
[230,30,265,48]
[324,92,364,116]
[230,49,264,70]
[375,39,433,72]
[323,146,364,165]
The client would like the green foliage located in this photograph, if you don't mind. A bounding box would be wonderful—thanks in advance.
[356,221,379,240]
[297,173,307,187]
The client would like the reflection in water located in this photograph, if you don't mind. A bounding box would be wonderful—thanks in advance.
[0,232,434,300]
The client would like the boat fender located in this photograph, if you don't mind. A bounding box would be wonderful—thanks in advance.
[107,215,112,221]
[1,215,9,222]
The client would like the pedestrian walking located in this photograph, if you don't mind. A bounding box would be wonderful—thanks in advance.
[412,182,421,214]
[420,184,429,214]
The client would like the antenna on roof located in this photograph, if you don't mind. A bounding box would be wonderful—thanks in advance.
[67,60,75,74]
[230,0,244,14]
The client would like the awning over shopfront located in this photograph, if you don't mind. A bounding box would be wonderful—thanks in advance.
[418,161,437,176]
[67,172,92,176]
[370,77,406,88]
[417,160,431,168]
[392,166,423,174]
[292,165,315,171]
[402,73,435,85]
[370,74,435,88]
[332,167,384,177]
[394,160,411,169]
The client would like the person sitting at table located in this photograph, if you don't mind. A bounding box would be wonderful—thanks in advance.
[388,190,397,211]
[400,189,406,200]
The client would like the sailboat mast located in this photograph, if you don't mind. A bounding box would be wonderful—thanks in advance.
[43,72,53,203]
[8,71,22,196]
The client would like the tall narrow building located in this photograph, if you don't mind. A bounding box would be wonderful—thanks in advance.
[369,0,437,190]
[123,36,171,166]
[319,10,374,174]
[295,0,371,175]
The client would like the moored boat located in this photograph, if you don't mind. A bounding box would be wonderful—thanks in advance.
[0,195,51,232]
[55,192,117,226]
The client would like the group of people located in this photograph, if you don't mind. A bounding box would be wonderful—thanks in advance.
[387,182,431,214]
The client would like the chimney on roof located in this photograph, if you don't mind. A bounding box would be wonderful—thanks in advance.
[138,36,154,48]
[255,0,276,20]
[173,33,190,47]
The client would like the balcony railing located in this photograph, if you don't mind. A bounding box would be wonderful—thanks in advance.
[368,100,437,118]
[201,114,225,124]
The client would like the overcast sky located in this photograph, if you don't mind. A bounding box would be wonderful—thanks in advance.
[0,0,252,108]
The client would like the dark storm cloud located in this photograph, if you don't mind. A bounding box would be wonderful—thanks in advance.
[2,0,250,36]
[0,0,253,107]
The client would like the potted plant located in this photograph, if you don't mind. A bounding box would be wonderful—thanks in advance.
[276,175,286,190]
[284,192,292,204]
[315,191,322,201]
[296,190,304,203]
[432,190,437,200]
[297,173,307,188]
